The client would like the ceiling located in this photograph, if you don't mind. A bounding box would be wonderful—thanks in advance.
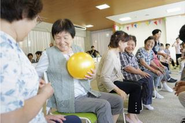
[41,0,185,31]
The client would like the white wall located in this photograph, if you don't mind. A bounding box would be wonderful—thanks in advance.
[120,19,166,54]
[165,15,185,60]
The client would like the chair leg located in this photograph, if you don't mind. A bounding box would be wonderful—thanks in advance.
[123,112,126,123]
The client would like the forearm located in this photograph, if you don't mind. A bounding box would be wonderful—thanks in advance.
[157,52,165,57]
[1,93,47,123]
[141,60,156,72]
[125,66,141,75]
[150,62,160,70]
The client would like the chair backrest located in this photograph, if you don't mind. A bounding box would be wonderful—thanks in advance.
[43,71,52,114]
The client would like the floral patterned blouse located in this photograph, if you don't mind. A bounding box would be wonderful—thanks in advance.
[0,31,46,123]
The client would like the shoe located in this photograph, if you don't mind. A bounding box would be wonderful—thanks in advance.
[163,82,173,92]
[167,78,177,83]
[181,117,185,123]
[154,90,164,99]
[143,104,154,110]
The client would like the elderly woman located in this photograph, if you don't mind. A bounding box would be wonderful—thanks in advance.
[135,36,164,99]
[96,31,142,123]
[36,19,123,123]
[119,35,154,110]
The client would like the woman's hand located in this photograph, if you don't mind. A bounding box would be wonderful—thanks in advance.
[154,70,162,76]
[39,79,46,88]
[85,69,96,79]
[158,67,165,74]
[175,86,185,96]
[38,81,54,99]
[45,115,66,123]
[141,72,151,78]
[174,81,185,91]
[116,89,127,100]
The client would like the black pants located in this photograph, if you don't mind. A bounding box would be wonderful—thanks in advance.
[110,80,142,114]
[176,54,182,66]
[170,58,175,67]
[54,115,82,123]
[161,62,169,70]
[138,77,153,105]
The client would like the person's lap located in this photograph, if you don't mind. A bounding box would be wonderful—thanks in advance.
[74,92,123,115]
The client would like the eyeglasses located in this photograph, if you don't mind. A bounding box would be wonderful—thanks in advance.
[36,15,43,25]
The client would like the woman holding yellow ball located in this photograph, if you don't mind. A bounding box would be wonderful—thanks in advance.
[36,19,123,123]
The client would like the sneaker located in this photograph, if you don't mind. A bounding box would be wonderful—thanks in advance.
[163,82,173,92]
[154,91,164,99]
[167,78,177,83]
[181,117,185,123]
[143,104,154,110]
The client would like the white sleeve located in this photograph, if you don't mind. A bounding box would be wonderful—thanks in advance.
[35,51,49,79]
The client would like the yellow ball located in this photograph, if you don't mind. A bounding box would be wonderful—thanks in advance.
[67,52,95,79]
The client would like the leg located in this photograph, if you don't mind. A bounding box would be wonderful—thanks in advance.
[171,58,175,67]
[176,54,182,66]
[176,54,179,66]
[161,62,169,70]
[75,92,123,123]
[144,70,164,99]
[138,77,153,105]
[112,81,142,114]
[63,115,82,123]
[110,80,142,123]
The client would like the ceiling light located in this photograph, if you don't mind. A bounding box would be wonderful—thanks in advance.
[96,4,110,10]
[167,7,181,13]
[86,25,94,28]
[119,17,131,22]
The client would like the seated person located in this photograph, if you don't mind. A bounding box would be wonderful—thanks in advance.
[0,0,81,123]
[28,53,36,63]
[35,51,42,63]
[135,36,164,99]
[119,35,154,110]
[164,43,176,69]
[178,42,185,73]
[87,46,100,58]
[96,31,143,123]
[36,19,123,123]
[151,53,174,92]
[159,43,170,70]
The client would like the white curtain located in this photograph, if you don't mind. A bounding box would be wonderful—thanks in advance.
[19,30,51,59]
[19,30,85,58]
[91,29,112,56]
[73,36,85,51]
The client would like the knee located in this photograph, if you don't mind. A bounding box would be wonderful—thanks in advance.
[113,94,124,108]
[97,100,111,111]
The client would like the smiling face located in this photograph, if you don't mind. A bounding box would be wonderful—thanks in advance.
[54,31,73,52]
[125,40,136,53]
[144,39,155,51]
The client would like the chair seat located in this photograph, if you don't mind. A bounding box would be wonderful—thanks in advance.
[53,111,97,123]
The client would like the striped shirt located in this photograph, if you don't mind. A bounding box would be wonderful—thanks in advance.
[119,52,143,81]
